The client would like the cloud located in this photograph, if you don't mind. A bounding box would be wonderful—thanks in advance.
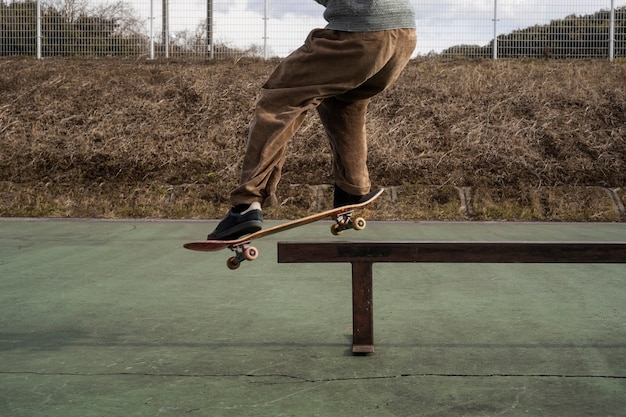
[243,0,324,18]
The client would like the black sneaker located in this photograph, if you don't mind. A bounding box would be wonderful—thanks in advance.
[334,185,368,208]
[207,203,263,240]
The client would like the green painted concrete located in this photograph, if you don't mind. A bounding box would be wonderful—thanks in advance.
[1,219,625,416]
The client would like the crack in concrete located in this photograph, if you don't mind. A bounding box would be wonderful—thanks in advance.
[2,370,624,382]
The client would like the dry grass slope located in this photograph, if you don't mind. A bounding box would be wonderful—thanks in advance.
[1,58,625,220]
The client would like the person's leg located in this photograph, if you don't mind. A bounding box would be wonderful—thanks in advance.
[229,29,414,208]
[317,97,371,202]
[317,28,417,207]
[209,28,415,239]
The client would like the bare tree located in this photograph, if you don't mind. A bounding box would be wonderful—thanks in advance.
[45,0,89,23]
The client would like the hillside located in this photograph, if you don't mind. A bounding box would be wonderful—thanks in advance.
[1,58,625,221]
[442,7,626,58]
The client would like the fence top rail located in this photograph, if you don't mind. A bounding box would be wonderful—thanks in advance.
[277,241,626,264]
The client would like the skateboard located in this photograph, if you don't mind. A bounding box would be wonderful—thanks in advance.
[184,188,384,269]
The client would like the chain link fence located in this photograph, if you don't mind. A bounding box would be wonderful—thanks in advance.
[1,0,625,59]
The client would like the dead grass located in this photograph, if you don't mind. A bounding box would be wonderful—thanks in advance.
[1,57,625,220]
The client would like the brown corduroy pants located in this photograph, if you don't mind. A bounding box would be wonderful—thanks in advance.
[230,28,416,207]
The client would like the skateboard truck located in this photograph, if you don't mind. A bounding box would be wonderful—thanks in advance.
[226,242,259,270]
[330,211,366,236]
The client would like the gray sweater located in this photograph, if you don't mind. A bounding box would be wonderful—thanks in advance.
[314,0,415,32]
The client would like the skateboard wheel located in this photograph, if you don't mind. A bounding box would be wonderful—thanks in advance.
[243,246,259,261]
[331,223,343,236]
[353,217,366,231]
[227,256,241,270]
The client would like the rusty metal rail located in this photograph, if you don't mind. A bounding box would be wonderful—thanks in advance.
[277,241,626,354]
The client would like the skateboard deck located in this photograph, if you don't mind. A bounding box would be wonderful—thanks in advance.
[184,188,384,269]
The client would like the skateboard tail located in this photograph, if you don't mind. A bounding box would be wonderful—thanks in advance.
[184,241,237,252]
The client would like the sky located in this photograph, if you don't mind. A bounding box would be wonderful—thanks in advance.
[131,0,623,56]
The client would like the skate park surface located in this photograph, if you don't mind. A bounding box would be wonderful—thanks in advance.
[1,218,625,417]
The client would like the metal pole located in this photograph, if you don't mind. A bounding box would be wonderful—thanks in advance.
[36,0,41,59]
[492,0,498,60]
[263,0,268,59]
[207,0,213,58]
[150,0,154,59]
[162,0,169,58]
[609,0,615,62]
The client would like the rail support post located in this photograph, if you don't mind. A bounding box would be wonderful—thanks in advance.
[351,261,374,353]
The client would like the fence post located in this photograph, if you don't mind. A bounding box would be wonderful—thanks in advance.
[162,0,169,58]
[610,0,615,62]
[493,0,498,60]
[36,0,41,59]
[150,0,154,59]
[207,0,214,59]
